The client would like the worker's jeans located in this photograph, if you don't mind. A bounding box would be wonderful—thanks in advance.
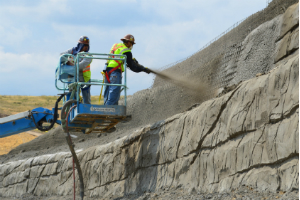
[104,71,122,105]
[81,84,91,104]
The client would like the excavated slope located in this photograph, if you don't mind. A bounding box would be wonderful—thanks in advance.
[0,47,298,199]
[0,2,299,199]
[117,0,299,132]
[0,0,298,163]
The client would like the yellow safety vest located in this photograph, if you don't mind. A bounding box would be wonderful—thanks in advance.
[82,54,92,82]
[71,50,92,82]
[83,64,91,82]
[107,43,131,72]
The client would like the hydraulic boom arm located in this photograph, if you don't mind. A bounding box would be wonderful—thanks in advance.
[0,94,65,138]
[0,107,61,138]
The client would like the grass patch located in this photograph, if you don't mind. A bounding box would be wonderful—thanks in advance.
[0,95,63,115]
[0,95,107,133]
[0,95,107,116]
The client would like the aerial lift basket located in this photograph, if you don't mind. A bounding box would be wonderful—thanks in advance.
[56,52,131,134]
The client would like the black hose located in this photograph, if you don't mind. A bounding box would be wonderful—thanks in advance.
[61,99,77,120]
[64,104,85,200]
[61,99,77,132]
[66,134,84,200]
[31,94,65,132]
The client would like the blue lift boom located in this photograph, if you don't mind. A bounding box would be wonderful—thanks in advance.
[0,52,130,137]
[0,108,61,138]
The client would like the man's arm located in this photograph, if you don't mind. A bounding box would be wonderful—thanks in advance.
[60,49,73,64]
[123,51,147,73]
[60,49,91,70]
[60,48,73,55]
[78,56,92,70]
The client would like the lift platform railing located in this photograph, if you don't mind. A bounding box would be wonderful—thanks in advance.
[55,52,128,106]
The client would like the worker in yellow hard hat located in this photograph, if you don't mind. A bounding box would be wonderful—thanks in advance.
[103,34,151,105]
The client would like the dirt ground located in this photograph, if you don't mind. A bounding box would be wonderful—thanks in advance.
[0,132,38,155]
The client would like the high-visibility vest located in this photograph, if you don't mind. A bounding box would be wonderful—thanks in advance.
[70,51,92,82]
[82,54,92,82]
[107,43,131,72]
[83,64,91,82]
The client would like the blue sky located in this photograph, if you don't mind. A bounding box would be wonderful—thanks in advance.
[0,0,266,96]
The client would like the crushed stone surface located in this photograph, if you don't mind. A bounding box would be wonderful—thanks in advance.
[0,186,298,200]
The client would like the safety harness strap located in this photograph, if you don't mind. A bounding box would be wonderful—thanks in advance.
[105,65,122,83]
[106,44,124,83]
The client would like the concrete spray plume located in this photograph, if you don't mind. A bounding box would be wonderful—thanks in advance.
[148,68,210,100]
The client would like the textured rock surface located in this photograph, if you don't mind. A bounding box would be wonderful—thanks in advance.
[0,47,298,199]
[116,0,299,132]
[278,2,299,39]
[288,27,299,53]
[0,2,299,200]
[1,1,298,164]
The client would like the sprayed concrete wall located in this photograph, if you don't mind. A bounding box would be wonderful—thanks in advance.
[118,0,299,133]
[0,3,298,199]
[0,47,298,199]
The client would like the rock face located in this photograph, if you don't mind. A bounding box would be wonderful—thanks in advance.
[0,54,298,199]
[117,0,299,132]
[0,2,299,199]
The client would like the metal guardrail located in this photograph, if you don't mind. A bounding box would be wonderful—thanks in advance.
[56,52,128,105]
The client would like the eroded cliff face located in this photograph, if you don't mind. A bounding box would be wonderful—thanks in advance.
[117,0,299,133]
[0,3,298,199]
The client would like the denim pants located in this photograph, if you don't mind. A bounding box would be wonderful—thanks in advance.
[81,85,91,104]
[104,71,122,105]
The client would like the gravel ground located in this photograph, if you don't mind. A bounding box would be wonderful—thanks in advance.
[1,186,298,200]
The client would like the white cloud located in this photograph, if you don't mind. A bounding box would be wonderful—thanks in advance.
[0,0,69,49]
[0,25,31,50]
[0,47,56,74]
[0,47,58,95]
[0,0,69,22]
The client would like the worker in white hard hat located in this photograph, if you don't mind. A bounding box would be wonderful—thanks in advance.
[103,34,151,105]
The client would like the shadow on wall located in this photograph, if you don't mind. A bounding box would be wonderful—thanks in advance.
[122,121,164,197]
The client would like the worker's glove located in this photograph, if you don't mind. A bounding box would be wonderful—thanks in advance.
[60,56,68,65]
[143,67,151,74]
[66,61,75,66]
[103,63,108,73]
[67,56,75,65]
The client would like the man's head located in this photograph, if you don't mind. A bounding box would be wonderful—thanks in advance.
[121,34,135,49]
[78,36,90,52]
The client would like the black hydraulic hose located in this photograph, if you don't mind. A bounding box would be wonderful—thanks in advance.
[64,104,85,200]
[61,99,77,132]
[61,99,77,121]
[65,135,84,200]
[31,94,65,132]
